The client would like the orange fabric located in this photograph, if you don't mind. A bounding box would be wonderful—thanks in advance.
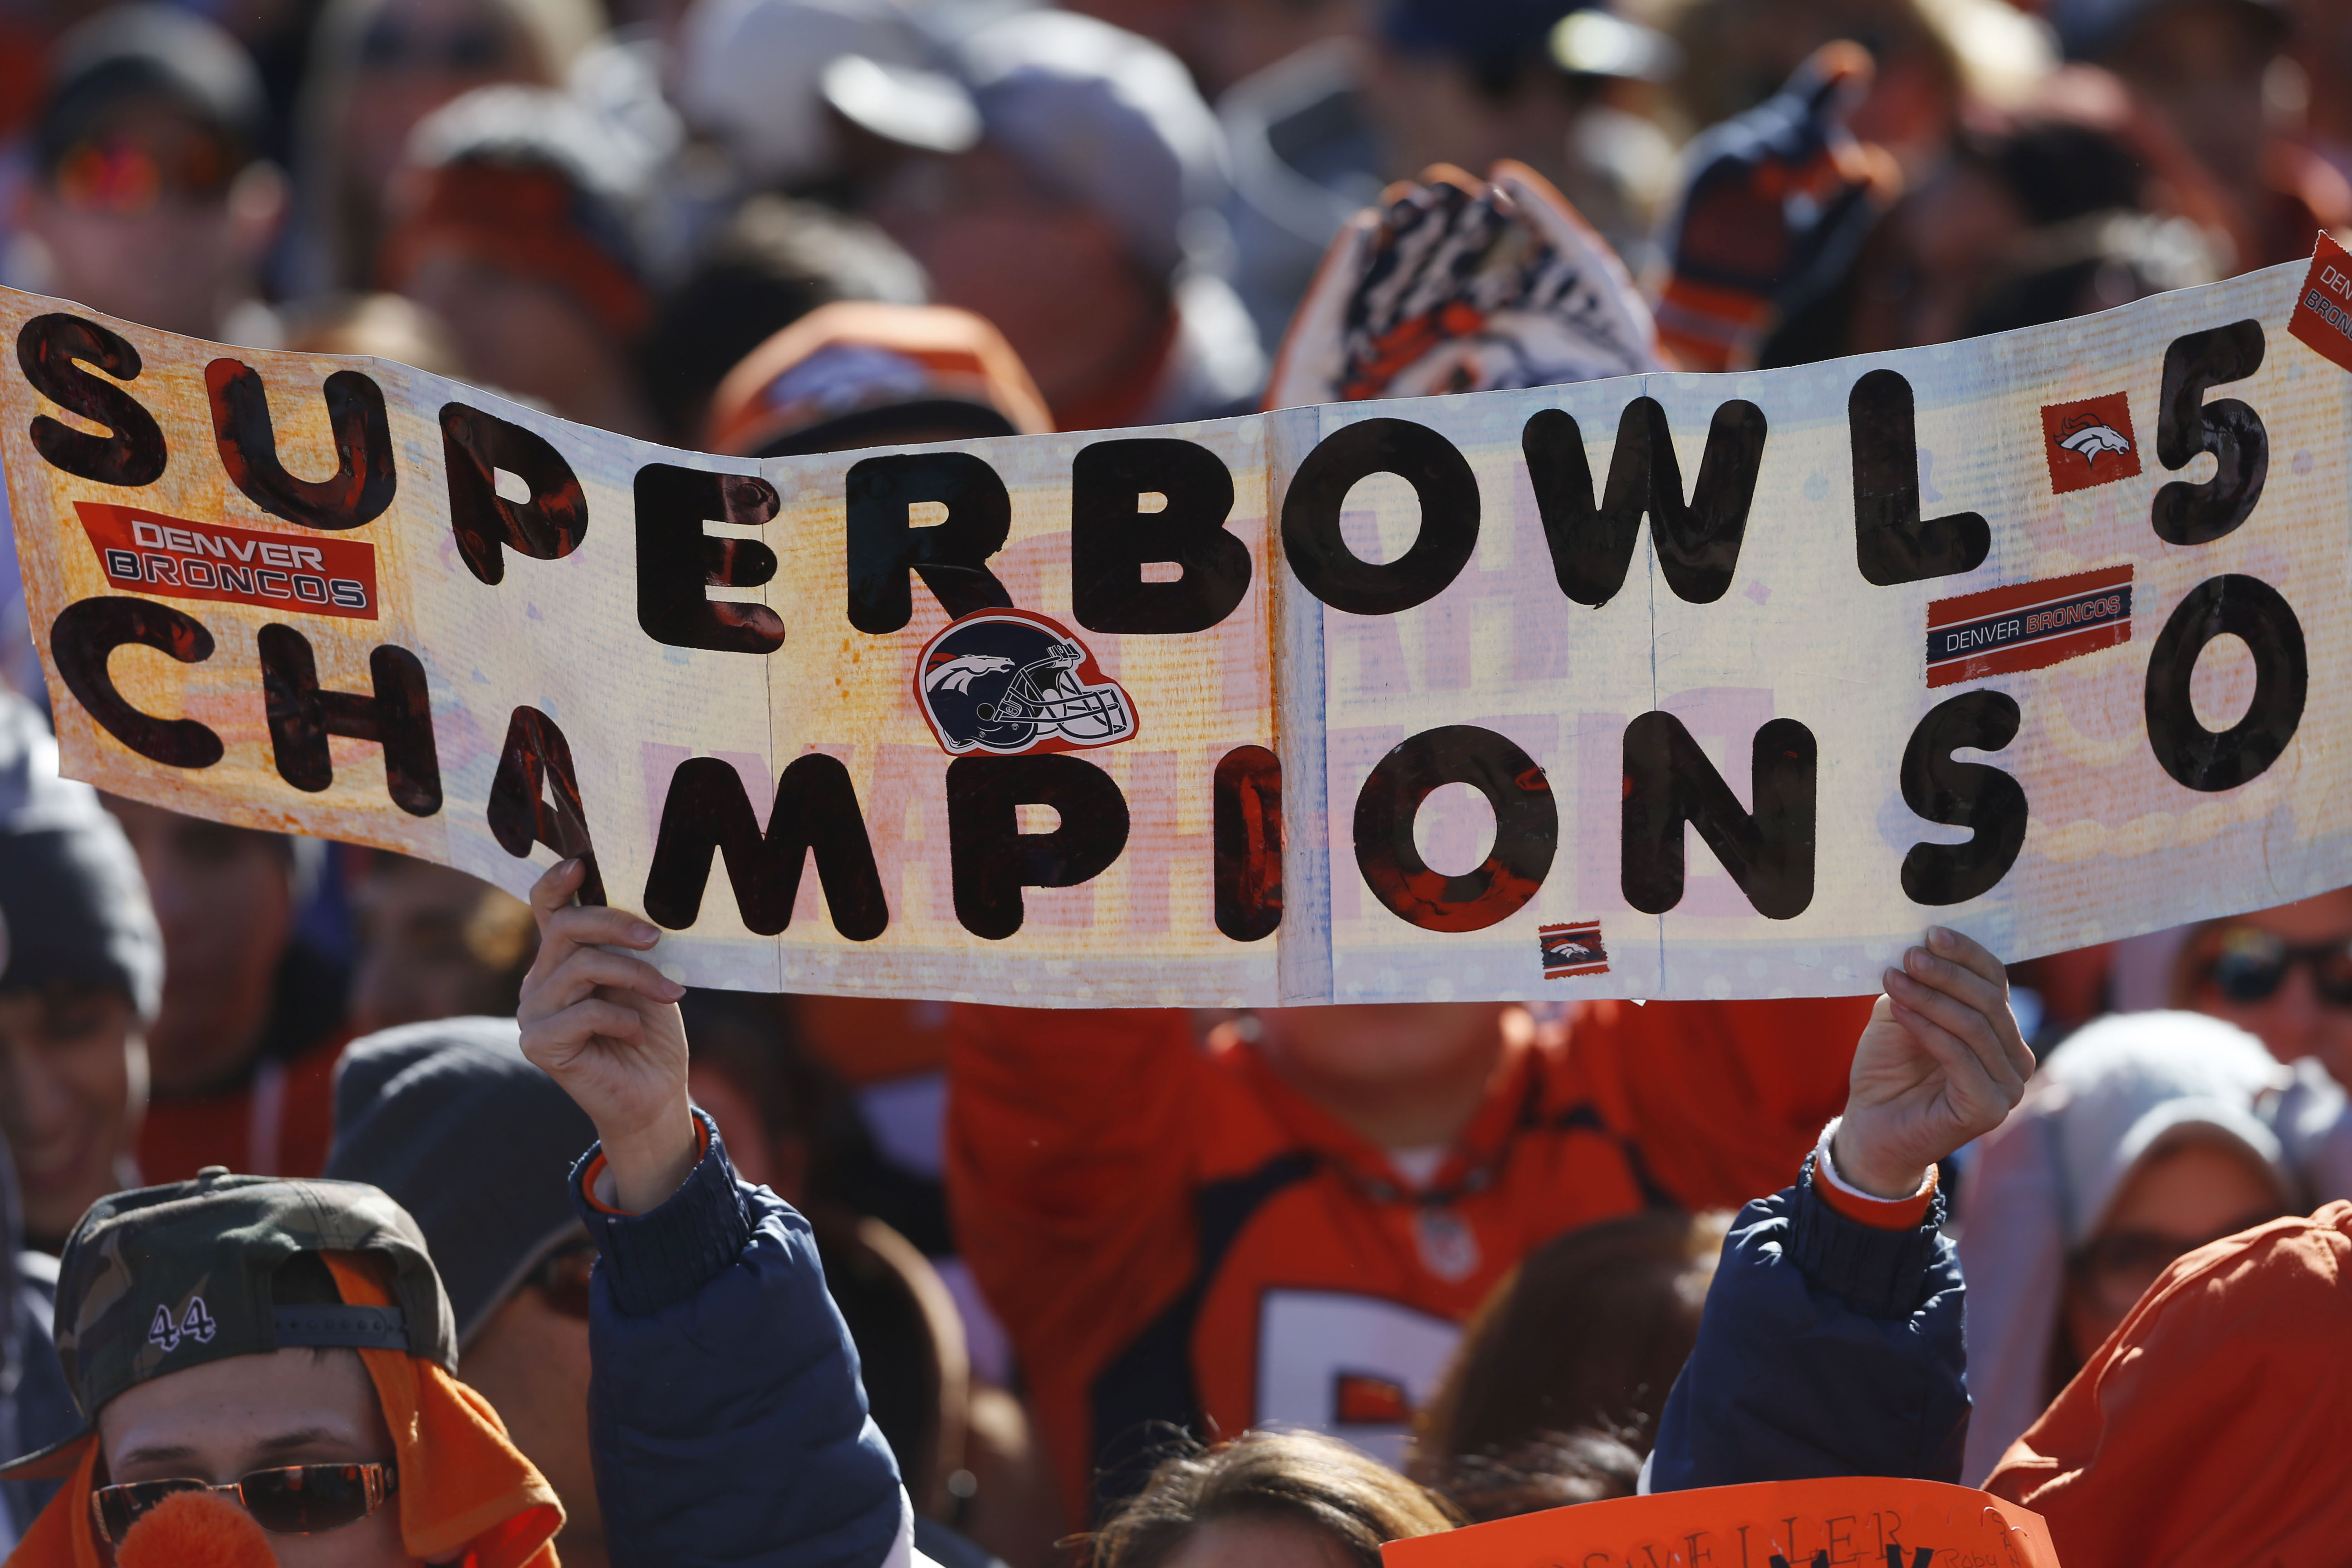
[1986,1200,2352,1568]
[1,1437,103,1568]
[579,1114,710,1216]
[946,995,1869,1526]
[1813,1142,1938,1231]
[137,1033,348,1184]
[319,1254,563,1568]
[1,1252,559,1568]
[705,301,1054,457]
[115,1490,275,1568]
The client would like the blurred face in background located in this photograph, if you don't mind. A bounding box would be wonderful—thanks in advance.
[871,146,1164,415]
[15,102,283,338]
[340,0,539,226]
[0,984,143,1247]
[348,858,535,1036]
[103,799,293,1095]
[397,243,657,436]
[2175,891,2352,1088]
[2062,1136,2285,1365]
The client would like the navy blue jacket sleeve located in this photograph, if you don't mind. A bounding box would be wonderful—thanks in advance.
[1650,1157,1968,1490]
[573,1110,906,1568]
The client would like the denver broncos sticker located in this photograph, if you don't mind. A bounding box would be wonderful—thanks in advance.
[914,608,1138,757]
[1539,920,1607,979]
[1926,564,2133,686]
[2040,392,2141,495]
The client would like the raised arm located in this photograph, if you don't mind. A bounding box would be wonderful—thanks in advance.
[1651,927,2034,1490]
[517,858,911,1568]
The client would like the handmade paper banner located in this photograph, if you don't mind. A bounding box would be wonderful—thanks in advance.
[1381,1478,2061,1568]
[4,246,2350,1006]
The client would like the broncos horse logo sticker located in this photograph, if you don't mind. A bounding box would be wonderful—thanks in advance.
[2058,418,2132,466]
[924,654,1017,695]
[2040,392,2142,494]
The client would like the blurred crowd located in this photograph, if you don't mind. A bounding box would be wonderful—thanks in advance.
[3,0,2352,1564]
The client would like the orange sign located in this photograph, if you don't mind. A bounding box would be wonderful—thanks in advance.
[1381,1479,2061,1568]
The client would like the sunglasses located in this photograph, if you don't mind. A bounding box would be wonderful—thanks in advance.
[2196,926,2352,1007]
[91,1460,398,1544]
[53,134,232,213]
[2069,1209,2285,1315]
[527,1240,596,1320]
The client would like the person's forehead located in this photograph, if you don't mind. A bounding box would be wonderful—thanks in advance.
[98,1348,383,1457]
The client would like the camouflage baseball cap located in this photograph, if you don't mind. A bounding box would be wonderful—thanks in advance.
[0,1167,456,1480]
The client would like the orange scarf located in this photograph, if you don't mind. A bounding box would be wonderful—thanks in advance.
[3,1254,562,1568]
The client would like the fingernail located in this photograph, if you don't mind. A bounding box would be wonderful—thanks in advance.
[1884,966,1908,990]
[554,857,577,875]
[1906,946,1933,975]
[662,978,686,1000]
[631,921,658,944]
[1927,926,1955,951]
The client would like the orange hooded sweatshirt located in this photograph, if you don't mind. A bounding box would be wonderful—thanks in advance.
[2,1254,561,1568]
[1985,1199,2352,1567]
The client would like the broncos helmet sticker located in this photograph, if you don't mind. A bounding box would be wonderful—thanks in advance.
[915,609,1138,756]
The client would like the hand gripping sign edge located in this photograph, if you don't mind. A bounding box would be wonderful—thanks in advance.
[913,608,1140,758]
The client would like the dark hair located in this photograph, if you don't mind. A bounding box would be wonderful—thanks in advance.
[642,196,926,442]
[1090,1429,1461,1568]
[1422,1429,1642,1523]
[1411,1209,1728,1483]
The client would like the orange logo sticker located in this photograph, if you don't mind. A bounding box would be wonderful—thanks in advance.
[2039,392,2140,495]
[2291,229,2352,374]
[76,502,380,620]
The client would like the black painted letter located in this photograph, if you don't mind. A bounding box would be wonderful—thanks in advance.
[1071,438,1250,633]
[1900,691,2026,906]
[256,624,440,814]
[1282,418,1478,615]
[846,452,1014,634]
[441,403,589,585]
[1522,397,1766,607]
[946,754,1129,939]
[2144,574,2305,792]
[1353,725,1555,933]
[487,706,604,902]
[1622,712,1815,918]
[1849,368,1989,586]
[636,464,784,654]
[49,598,221,766]
[1213,745,1281,941]
[2153,320,2266,546]
[17,314,166,487]
[207,359,395,530]
[642,755,888,939]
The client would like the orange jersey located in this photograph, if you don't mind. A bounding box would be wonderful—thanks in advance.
[945,996,1871,1527]
[137,1033,347,1183]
